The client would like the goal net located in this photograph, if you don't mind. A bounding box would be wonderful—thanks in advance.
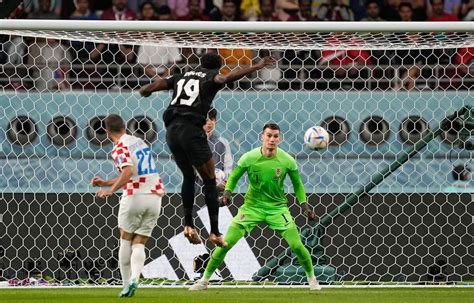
[0,20,472,286]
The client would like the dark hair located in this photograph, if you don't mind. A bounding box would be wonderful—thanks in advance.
[157,4,171,15]
[452,164,471,181]
[262,123,280,133]
[201,53,222,70]
[399,2,413,10]
[105,114,125,133]
[207,108,217,120]
[430,0,444,4]
[140,1,157,13]
[365,0,379,8]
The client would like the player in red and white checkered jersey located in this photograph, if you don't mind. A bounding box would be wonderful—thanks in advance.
[91,114,163,298]
[110,138,165,197]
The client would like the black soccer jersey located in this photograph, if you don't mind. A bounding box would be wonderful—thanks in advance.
[163,68,224,127]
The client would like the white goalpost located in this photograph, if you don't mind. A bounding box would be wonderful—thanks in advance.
[0,20,473,49]
[0,20,472,287]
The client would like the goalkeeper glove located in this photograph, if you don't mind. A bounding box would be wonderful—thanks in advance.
[303,203,316,221]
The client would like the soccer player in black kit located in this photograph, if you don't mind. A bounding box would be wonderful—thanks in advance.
[139,53,275,247]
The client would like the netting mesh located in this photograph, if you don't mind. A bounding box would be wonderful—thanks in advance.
[0,29,473,50]
[0,24,472,286]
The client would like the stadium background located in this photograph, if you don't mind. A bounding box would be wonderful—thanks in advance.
[0,90,472,283]
[0,0,473,289]
[0,91,469,193]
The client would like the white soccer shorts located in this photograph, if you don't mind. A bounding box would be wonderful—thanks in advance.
[118,194,162,237]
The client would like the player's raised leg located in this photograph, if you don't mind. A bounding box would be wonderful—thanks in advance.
[166,128,202,245]
[196,159,226,247]
[189,223,246,290]
[178,162,201,245]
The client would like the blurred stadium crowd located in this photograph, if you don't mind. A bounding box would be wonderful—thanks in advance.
[0,0,473,91]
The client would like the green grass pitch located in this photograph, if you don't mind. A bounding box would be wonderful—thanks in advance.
[0,288,473,303]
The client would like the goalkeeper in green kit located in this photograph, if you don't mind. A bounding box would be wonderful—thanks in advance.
[190,123,322,291]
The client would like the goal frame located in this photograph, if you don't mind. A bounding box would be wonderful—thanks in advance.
[0,20,473,34]
[0,20,472,288]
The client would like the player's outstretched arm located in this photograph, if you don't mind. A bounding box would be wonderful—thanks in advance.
[288,169,316,221]
[288,169,306,204]
[96,166,133,198]
[139,77,170,97]
[214,56,276,85]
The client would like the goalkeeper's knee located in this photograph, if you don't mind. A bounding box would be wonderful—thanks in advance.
[222,223,246,249]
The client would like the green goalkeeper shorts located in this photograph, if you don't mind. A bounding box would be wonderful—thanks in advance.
[231,203,296,235]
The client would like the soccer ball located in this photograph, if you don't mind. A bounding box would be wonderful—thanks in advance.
[304,126,329,150]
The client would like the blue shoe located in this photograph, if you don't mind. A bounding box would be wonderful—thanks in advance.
[126,279,138,297]
[118,286,130,297]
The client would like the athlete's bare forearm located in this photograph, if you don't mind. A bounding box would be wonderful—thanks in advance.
[109,167,133,193]
[139,78,169,97]
[103,177,119,187]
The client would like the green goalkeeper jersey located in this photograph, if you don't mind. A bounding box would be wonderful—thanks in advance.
[225,147,306,209]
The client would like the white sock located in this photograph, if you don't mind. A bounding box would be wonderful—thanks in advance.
[130,243,146,281]
[119,239,132,288]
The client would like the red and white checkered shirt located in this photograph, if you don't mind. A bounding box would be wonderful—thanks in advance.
[111,134,165,197]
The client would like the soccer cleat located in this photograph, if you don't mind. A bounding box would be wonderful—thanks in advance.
[184,226,202,245]
[118,287,130,297]
[208,233,227,247]
[189,279,208,291]
[308,277,322,291]
[126,278,138,297]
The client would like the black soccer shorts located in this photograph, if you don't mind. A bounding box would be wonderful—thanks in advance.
[166,121,213,168]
